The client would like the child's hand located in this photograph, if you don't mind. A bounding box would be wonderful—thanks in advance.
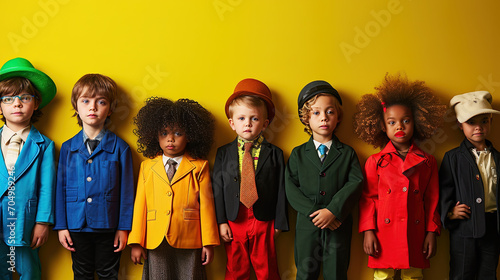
[327,218,342,231]
[363,230,379,257]
[219,223,233,242]
[274,229,281,239]
[130,244,147,265]
[423,232,437,259]
[114,230,129,252]
[309,208,335,229]
[201,245,214,265]
[58,229,75,252]
[449,201,471,220]
[31,223,49,249]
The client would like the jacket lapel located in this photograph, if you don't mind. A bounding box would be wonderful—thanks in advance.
[151,156,171,193]
[12,126,43,181]
[304,137,323,171]
[322,136,342,170]
[170,154,196,185]
[256,139,270,175]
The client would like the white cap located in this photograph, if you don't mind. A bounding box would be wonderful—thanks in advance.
[450,91,500,123]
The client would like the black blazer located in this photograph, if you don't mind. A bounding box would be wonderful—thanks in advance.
[439,139,500,238]
[212,138,289,231]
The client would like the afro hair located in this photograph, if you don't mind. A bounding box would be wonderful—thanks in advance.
[134,97,215,159]
[353,73,446,149]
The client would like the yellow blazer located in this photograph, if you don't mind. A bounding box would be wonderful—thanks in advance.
[128,154,220,249]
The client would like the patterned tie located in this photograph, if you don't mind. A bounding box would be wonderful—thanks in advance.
[240,142,258,208]
[166,159,177,182]
[318,144,328,163]
[5,134,22,170]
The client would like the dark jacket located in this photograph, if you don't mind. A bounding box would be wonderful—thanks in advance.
[212,138,288,231]
[439,139,500,237]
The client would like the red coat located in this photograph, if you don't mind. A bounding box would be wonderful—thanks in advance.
[358,142,441,269]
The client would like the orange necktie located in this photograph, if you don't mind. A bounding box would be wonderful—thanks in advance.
[240,142,258,208]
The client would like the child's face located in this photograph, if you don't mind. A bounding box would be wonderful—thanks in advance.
[459,113,491,149]
[229,103,269,141]
[383,105,414,150]
[0,92,38,131]
[307,95,340,143]
[76,92,111,131]
[158,126,187,158]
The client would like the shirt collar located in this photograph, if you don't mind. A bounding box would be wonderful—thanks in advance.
[162,154,183,166]
[313,139,332,151]
[237,135,264,149]
[83,129,107,142]
[2,125,30,145]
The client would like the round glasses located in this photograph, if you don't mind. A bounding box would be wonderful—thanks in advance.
[0,94,36,105]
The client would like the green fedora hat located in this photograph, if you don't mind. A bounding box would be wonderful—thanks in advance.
[0,57,56,109]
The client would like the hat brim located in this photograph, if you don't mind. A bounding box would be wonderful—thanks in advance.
[457,108,500,123]
[225,91,275,123]
[0,67,56,109]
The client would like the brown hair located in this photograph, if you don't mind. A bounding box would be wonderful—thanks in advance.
[299,93,343,135]
[227,95,268,120]
[0,77,42,123]
[71,74,118,126]
[353,73,446,148]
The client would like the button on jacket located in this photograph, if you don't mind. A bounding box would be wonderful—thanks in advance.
[54,130,134,231]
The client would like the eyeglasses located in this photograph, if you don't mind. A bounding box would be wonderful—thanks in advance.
[0,94,36,105]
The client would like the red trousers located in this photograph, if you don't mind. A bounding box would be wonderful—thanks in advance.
[225,204,280,280]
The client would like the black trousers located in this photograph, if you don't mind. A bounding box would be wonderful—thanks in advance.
[449,212,500,280]
[69,231,121,280]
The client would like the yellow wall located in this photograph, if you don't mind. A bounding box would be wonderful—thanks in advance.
[1,0,500,279]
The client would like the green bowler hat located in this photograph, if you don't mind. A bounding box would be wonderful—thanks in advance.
[0,57,56,109]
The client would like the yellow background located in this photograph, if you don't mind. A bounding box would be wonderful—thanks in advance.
[1,0,500,279]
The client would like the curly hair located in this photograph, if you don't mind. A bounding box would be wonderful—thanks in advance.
[353,73,446,148]
[299,93,343,135]
[134,97,215,159]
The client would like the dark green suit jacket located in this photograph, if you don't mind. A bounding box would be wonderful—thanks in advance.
[285,135,363,225]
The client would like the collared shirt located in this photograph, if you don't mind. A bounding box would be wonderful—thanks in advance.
[471,147,497,212]
[237,135,264,174]
[162,154,184,174]
[82,129,107,154]
[1,125,31,160]
[313,139,332,159]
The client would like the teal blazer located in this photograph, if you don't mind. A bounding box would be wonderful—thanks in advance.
[0,126,56,246]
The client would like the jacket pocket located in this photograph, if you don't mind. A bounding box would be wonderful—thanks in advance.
[147,210,156,221]
[183,208,200,220]
[66,190,77,202]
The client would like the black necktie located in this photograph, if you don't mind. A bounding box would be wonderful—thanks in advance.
[87,139,99,154]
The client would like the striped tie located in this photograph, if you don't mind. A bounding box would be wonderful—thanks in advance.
[5,134,22,170]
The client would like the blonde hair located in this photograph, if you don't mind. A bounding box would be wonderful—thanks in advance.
[227,95,268,120]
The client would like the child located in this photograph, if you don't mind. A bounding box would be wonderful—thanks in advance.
[354,74,445,280]
[213,78,288,279]
[285,80,363,280]
[54,74,134,279]
[128,97,219,279]
[439,91,500,279]
[0,57,56,280]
